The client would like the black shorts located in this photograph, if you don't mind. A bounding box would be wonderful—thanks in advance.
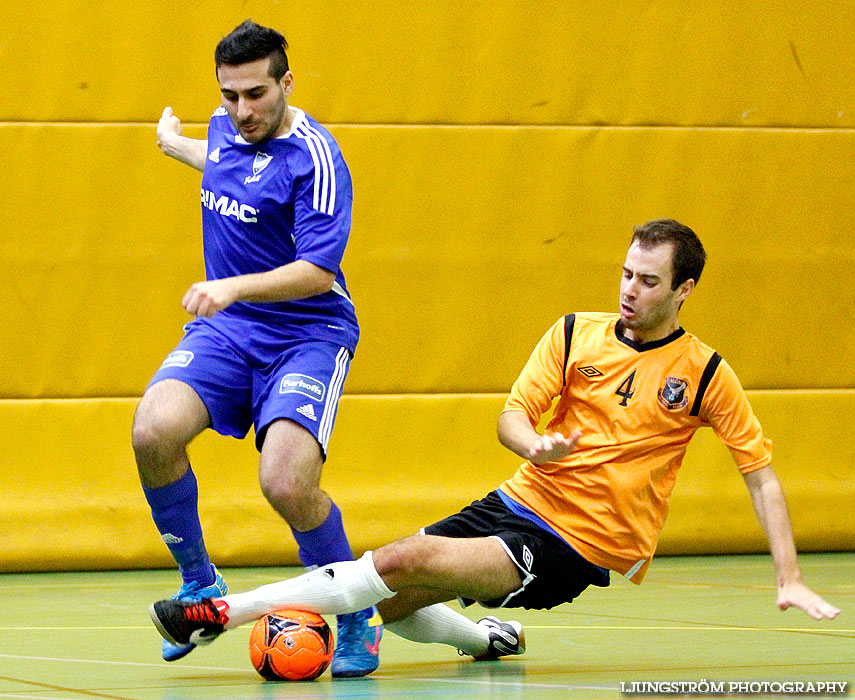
[423,490,610,610]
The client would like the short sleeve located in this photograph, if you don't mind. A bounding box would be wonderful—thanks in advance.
[502,318,568,427]
[291,150,353,273]
[699,358,773,473]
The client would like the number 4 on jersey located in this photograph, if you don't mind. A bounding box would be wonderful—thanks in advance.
[616,370,637,406]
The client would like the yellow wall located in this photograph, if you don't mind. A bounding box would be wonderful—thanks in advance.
[2,390,851,572]
[2,2,852,127]
[1,1,852,570]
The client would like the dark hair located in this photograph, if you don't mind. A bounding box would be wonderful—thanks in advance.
[631,218,706,289]
[215,20,289,80]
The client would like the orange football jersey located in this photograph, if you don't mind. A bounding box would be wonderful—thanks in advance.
[500,313,772,583]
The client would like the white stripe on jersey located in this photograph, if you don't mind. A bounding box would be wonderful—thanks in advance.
[303,127,330,215]
[296,124,336,215]
[298,129,322,211]
[319,348,349,450]
[303,122,337,215]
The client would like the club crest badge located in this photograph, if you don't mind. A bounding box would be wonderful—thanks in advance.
[657,376,689,410]
[253,152,272,175]
[244,152,272,184]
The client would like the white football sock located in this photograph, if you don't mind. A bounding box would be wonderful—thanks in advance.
[386,603,490,656]
[220,551,394,629]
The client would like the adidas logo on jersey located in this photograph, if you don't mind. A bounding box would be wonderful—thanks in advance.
[296,404,318,421]
[208,147,220,163]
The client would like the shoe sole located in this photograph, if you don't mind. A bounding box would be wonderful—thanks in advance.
[149,603,182,647]
[162,641,196,662]
[512,621,526,655]
[330,666,379,678]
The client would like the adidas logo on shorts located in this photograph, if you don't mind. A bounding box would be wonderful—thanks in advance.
[296,404,318,421]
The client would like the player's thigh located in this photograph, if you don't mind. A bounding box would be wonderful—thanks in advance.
[424,491,604,609]
[133,378,210,448]
[374,535,522,600]
[146,319,254,440]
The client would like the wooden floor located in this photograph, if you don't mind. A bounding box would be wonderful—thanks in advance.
[0,553,852,699]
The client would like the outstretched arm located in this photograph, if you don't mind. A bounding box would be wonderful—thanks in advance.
[743,466,840,620]
[497,411,581,464]
[156,106,208,172]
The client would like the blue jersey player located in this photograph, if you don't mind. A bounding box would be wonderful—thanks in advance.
[133,20,382,676]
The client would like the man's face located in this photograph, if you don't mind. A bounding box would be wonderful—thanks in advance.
[619,241,693,340]
[217,58,293,143]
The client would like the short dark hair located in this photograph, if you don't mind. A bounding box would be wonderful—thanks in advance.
[631,219,706,289]
[215,20,289,80]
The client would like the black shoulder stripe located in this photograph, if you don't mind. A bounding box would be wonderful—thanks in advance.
[690,352,722,417]
[562,314,576,386]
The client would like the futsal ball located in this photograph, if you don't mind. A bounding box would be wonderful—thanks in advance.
[248,609,335,681]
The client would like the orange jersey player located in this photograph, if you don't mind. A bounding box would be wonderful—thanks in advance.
[497,219,836,614]
[150,219,838,670]
[501,311,770,582]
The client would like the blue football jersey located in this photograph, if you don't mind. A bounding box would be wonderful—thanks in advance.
[199,106,359,353]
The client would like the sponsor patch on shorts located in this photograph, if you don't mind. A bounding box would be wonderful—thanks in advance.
[279,373,326,402]
[161,351,194,368]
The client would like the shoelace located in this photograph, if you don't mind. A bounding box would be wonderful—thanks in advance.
[334,614,364,653]
[175,581,204,599]
[184,599,221,624]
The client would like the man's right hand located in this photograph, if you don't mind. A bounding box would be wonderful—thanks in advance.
[154,106,208,172]
[156,106,183,155]
[528,429,582,463]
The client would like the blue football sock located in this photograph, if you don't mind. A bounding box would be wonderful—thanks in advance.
[291,501,354,569]
[143,467,213,587]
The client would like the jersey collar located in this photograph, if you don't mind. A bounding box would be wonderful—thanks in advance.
[278,106,305,139]
[614,320,685,352]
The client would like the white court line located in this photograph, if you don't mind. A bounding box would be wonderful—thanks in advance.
[0,627,151,631]
[0,577,285,592]
[409,677,616,691]
[0,653,247,673]
[0,624,851,633]
[526,624,855,633]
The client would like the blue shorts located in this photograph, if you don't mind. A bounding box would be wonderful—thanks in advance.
[149,316,351,455]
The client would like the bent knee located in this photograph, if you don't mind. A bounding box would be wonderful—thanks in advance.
[259,473,303,509]
[131,409,186,456]
[258,468,323,517]
[373,537,435,581]
[132,383,208,453]
[131,412,163,455]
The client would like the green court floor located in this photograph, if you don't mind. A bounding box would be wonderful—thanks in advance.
[1,553,851,699]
